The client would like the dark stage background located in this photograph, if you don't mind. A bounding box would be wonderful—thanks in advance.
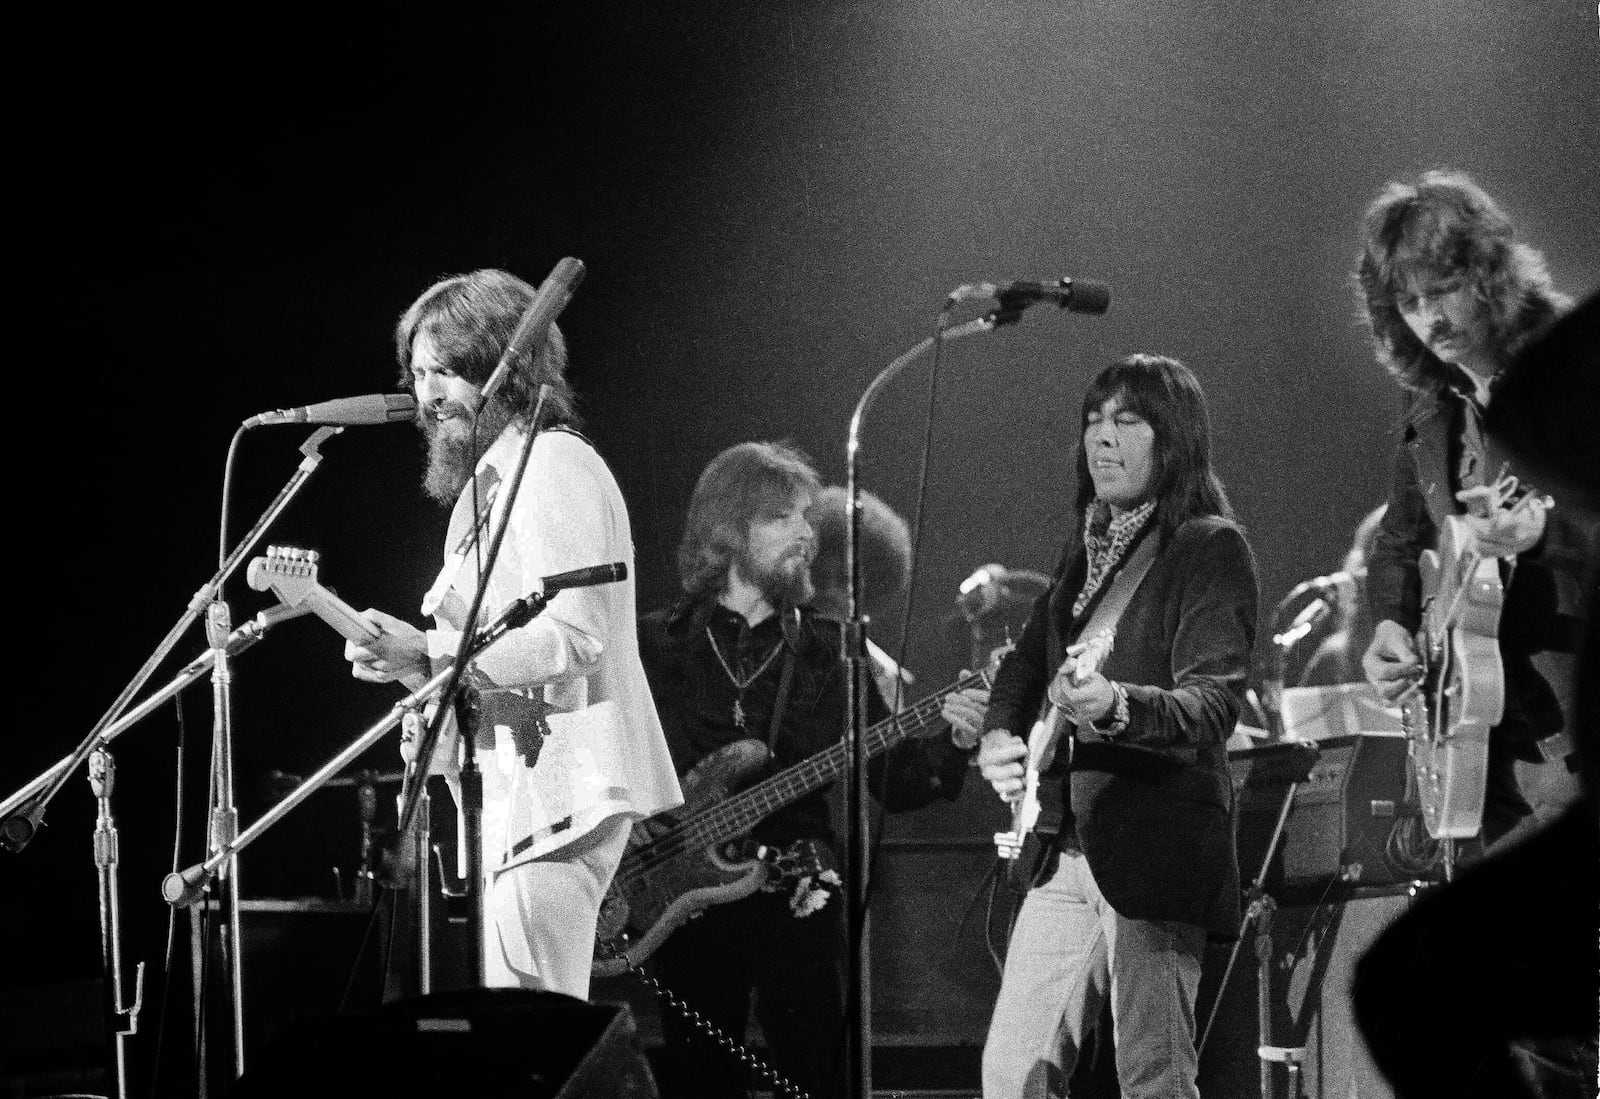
[7,3,1596,1093]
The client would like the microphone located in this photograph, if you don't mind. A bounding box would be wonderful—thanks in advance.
[243,393,418,429]
[162,863,212,908]
[480,257,588,404]
[534,561,628,596]
[957,565,1003,618]
[490,562,629,636]
[948,277,1112,316]
[1271,570,1360,649]
[957,563,1050,620]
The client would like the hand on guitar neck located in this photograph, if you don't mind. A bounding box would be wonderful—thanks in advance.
[1455,481,1550,560]
[985,631,1114,861]
[343,608,432,691]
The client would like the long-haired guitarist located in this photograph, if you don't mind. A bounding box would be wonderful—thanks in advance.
[976,354,1259,1099]
[341,268,684,1000]
[1349,172,1598,1099]
[1354,169,1589,849]
[636,441,986,1099]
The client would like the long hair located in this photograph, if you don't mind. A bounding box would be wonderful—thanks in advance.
[394,268,581,430]
[1355,169,1569,397]
[807,484,912,620]
[1072,353,1233,540]
[677,442,821,597]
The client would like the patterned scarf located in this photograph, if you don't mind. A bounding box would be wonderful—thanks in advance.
[1073,498,1156,619]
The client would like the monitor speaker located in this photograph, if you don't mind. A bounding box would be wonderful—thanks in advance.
[233,987,658,1099]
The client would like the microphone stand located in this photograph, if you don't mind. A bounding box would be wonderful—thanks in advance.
[1197,740,1318,1099]
[89,748,142,1099]
[2,426,339,1097]
[395,386,550,989]
[1261,579,1325,741]
[161,587,560,905]
[1,426,343,854]
[843,310,1002,1099]
[0,606,304,824]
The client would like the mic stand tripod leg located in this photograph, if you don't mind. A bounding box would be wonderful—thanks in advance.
[90,749,143,1099]
[413,789,432,996]
[196,599,248,1084]
[456,752,486,987]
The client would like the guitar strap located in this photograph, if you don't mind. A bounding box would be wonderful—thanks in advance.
[763,608,800,753]
[1076,525,1159,650]
[1036,529,1160,773]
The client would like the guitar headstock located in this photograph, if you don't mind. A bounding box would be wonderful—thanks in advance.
[246,545,322,608]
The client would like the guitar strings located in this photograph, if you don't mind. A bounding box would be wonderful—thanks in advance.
[618,669,991,876]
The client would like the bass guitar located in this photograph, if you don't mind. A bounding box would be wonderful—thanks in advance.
[1403,512,1504,839]
[993,629,1113,887]
[592,648,1007,977]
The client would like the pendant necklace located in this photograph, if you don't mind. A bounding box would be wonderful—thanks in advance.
[706,627,785,730]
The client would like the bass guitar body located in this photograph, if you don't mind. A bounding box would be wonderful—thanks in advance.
[594,740,773,977]
[593,655,1006,975]
[1404,514,1504,839]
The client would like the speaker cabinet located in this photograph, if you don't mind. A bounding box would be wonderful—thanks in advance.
[1234,734,1444,901]
[187,897,385,1086]
[1194,887,1415,1099]
[233,987,658,1098]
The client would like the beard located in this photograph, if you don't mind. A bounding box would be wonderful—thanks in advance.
[420,398,517,504]
[737,542,816,609]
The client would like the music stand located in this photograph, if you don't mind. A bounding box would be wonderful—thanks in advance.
[1200,738,1320,1099]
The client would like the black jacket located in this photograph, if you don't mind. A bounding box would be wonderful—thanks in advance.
[984,514,1259,938]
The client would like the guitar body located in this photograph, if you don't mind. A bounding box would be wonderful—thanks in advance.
[994,630,1113,890]
[594,653,1009,975]
[1404,515,1505,839]
[594,739,775,976]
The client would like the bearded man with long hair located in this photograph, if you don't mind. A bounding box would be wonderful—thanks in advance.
[342,267,682,1000]
[635,441,979,1099]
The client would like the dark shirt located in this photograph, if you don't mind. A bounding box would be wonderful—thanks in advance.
[637,597,970,852]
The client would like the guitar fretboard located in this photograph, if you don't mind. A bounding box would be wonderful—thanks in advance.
[624,666,993,875]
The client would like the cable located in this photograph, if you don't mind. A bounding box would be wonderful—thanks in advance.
[338,885,390,1015]
[861,302,955,921]
[218,426,247,570]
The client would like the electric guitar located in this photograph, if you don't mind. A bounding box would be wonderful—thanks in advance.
[1403,513,1504,839]
[591,648,1007,977]
[246,545,378,644]
[993,629,1114,887]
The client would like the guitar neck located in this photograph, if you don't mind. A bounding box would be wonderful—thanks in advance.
[645,667,991,862]
[301,588,379,645]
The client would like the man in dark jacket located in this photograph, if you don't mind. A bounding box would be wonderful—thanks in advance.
[977,355,1259,1099]
[1354,169,1589,847]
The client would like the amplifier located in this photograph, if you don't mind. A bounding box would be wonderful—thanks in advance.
[1231,734,1443,897]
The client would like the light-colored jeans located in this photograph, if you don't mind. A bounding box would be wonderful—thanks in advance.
[982,848,1205,1099]
[482,813,631,1000]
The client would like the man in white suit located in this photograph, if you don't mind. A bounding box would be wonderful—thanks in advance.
[344,267,681,1000]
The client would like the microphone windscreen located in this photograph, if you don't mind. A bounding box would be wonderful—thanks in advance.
[1063,279,1111,315]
